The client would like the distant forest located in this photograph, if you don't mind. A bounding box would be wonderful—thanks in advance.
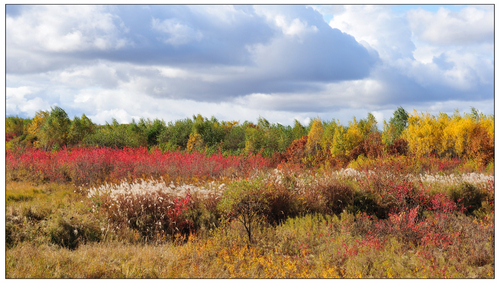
[6,107,494,167]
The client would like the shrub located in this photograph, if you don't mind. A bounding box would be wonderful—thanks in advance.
[347,190,381,218]
[283,135,308,164]
[187,190,223,236]
[387,138,408,156]
[47,215,102,250]
[319,180,355,215]
[6,147,271,185]
[449,183,488,216]
[262,183,301,226]
[92,180,194,241]
[218,178,269,244]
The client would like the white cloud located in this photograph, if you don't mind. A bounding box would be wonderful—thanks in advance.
[7,5,129,53]
[255,5,319,41]
[407,6,493,46]
[274,16,318,40]
[190,5,244,24]
[53,62,123,89]
[323,4,493,102]
[328,5,415,61]
[151,18,203,46]
[6,86,50,116]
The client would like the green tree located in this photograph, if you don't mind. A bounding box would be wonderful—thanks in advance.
[6,116,28,138]
[222,123,246,153]
[192,115,225,149]
[291,119,307,141]
[138,118,167,146]
[244,124,263,154]
[39,106,71,150]
[383,107,409,146]
[68,114,95,145]
[83,118,147,148]
[6,116,32,149]
[275,123,294,153]
[158,118,194,150]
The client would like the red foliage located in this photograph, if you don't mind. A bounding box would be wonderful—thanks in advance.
[165,192,194,235]
[282,135,308,164]
[351,132,384,161]
[387,138,408,156]
[6,132,18,142]
[6,146,271,185]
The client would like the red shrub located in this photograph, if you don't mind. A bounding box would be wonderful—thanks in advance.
[6,146,271,185]
[283,135,308,164]
[387,138,408,156]
[6,132,18,142]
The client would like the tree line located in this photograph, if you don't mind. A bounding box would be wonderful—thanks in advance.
[5,106,494,167]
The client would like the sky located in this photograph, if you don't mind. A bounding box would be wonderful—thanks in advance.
[4,4,495,127]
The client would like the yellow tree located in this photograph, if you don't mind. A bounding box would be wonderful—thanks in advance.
[404,110,452,157]
[320,119,338,153]
[27,110,49,136]
[344,117,364,154]
[306,118,323,155]
[342,114,377,156]
[26,110,49,148]
[186,132,204,152]
[441,110,475,158]
[329,124,348,157]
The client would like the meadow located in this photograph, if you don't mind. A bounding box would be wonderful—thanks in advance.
[5,146,494,278]
[5,107,494,278]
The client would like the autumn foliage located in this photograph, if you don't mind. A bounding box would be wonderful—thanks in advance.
[6,146,270,185]
[5,106,495,279]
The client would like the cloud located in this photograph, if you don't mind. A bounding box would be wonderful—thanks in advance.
[6,86,51,116]
[151,17,203,46]
[407,6,493,46]
[7,5,377,104]
[6,5,130,74]
[328,5,415,61]
[5,4,494,127]
[53,62,126,89]
[320,5,493,108]
[7,5,129,53]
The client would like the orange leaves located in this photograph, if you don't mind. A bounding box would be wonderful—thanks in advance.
[469,124,494,167]
[283,135,308,164]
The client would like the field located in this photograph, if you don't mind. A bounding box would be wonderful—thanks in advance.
[5,146,494,278]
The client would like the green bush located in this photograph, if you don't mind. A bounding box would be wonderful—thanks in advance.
[158,118,194,150]
[218,178,269,243]
[82,122,147,148]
